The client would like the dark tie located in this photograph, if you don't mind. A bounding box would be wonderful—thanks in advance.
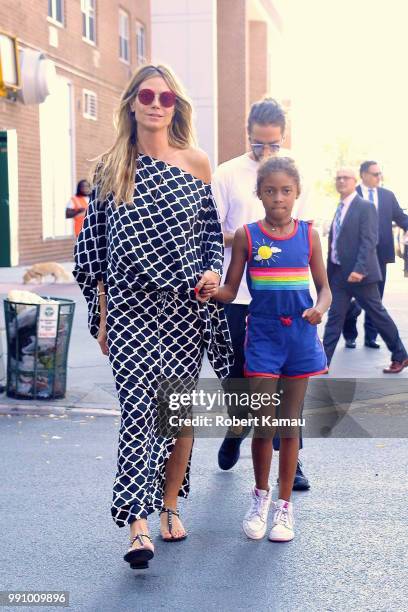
[332,202,344,264]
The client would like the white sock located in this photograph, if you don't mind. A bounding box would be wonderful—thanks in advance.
[255,486,270,497]
[276,498,292,509]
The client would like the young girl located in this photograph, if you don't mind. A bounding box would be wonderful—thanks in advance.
[206,157,331,542]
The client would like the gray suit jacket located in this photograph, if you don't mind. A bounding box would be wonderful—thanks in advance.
[327,194,382,285]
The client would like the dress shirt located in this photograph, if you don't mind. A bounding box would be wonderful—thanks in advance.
[360,184,378,209]
[330,191,357,263]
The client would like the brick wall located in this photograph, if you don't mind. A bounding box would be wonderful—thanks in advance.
[0,0,150,264]
[249,20,268,105]
[217,0,249,164]
[217,0,276,165]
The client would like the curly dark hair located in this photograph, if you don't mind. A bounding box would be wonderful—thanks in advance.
[256,156,301,196]
[247,97,286,135]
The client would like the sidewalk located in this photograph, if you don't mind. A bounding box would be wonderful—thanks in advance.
[0,262,120,416]
[0,260,407,419]
[0,262,216,417]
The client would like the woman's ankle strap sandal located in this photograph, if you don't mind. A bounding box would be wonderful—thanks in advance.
[129,533,152,547]
[160,507,187,543]
[123,533,154,569]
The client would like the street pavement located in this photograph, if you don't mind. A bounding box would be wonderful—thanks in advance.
[1,415,407,612]
[0,258,407,611]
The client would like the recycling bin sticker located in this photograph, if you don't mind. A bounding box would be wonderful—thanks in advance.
[38,304,58,338]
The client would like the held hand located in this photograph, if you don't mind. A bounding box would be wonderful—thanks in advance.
[347,271,365,283]
[197,285,219,301]
[194,270,220,303]
[302,307,323,325]
[97,321,109,355]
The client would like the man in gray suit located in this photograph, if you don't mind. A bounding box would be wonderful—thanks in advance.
[323,168,408,373]
[343,160,408,348]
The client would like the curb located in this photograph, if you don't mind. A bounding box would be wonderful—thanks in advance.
[0,402,120,417]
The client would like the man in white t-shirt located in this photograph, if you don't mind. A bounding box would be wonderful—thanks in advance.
[212,97,310,490]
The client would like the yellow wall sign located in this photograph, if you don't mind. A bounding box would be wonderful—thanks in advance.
[0,32,21,97]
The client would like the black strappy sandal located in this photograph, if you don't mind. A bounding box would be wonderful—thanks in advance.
[123,534,154,569]
[160,507,188,542]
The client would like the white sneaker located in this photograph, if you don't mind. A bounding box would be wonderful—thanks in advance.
[242,486,273,540]
[268,499,294,542]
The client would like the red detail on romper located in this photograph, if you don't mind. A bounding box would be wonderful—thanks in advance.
[279,316,293,327]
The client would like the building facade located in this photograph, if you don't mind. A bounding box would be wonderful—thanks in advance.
[151,0,286,167]
[0,0,150,265]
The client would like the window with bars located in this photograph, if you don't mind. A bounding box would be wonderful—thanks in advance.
[135,21,146,66]
[119,10,130,62]
[83,90,97,120]
[48,0,64,25]
[81,0,96,43]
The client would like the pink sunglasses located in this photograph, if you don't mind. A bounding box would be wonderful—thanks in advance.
[137,88,176,108]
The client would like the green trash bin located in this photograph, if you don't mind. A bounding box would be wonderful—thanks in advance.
[4,296,75,400]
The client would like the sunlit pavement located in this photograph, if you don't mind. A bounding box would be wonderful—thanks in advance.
[0,414,406,611]
[322,257,408,378]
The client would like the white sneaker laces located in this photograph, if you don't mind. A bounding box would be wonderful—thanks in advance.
[273,506,291,528]
[248,493,269,522]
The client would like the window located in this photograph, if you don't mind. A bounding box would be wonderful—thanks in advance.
[82,0,96,43]
[135,21,146,65]
[83,89,97,120]
[48,0,64,25]
[119,10,130,62]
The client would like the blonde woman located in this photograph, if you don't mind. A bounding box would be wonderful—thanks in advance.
[74,64,232,569]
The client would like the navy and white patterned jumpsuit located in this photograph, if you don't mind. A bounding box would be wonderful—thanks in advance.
[74,154,233,528]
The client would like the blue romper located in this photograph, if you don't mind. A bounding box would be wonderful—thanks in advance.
[244,219,328,378]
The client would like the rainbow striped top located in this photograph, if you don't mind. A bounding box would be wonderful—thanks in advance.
[249,267,309,290]
[244,220,313,315]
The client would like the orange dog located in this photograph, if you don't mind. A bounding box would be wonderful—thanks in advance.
[23,262,73,284]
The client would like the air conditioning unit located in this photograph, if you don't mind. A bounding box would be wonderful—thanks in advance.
[17,48,57,105]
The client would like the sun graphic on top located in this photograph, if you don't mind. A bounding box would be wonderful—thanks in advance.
[253,239,282,264]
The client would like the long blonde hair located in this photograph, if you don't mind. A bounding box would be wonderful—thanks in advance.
[94,64,196,204]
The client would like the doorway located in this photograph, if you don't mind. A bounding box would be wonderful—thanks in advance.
[0,130,19,267]
[39,75,74,239]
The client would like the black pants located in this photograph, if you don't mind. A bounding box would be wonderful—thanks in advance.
[222,303,303,451]
[343,260,387,342]
[323,266,407,366]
